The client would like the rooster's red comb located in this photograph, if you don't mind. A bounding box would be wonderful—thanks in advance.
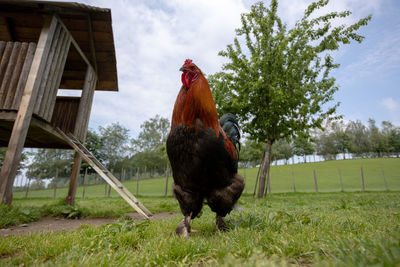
[183,59,193,66]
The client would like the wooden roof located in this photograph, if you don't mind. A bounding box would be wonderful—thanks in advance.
[0,0,118,91]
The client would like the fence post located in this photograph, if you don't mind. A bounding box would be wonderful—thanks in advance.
[82,168,87,199]
[313,169,318,192]
[164,165,169,196]
[25,178,31,198]
[360,165,365,191]
[338,167,344,192]
[381,167,389,191]
[136,167,140,195]
[53,168,58,199]
[253,154,265,198]
[291,167,296,193]
[243,167,247,194]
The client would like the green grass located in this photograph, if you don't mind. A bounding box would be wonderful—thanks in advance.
[12,158,400,199]
[1,192,400,266]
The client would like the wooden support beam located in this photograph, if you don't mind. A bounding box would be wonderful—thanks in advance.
[0,15,58,205]
[55,14,95,70]
[66,66,97,204]
[87,14,98,74]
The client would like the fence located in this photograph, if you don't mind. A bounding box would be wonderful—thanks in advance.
[12,158,400,198]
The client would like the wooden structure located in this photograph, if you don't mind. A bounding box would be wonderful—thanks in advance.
[0,1,118,205]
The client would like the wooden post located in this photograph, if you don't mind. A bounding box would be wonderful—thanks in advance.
[82,168,87,199]
[136,168,140,196]
[291,167,296,193]
[243,167,247,194]
[313,169,318,192]
[381,168,389,191]
[53,168,58,199]
[338,167,344,192]
[360,165,365,191]
[66,65,97,204]
[253,153,265,198]
[0,16,58,205]
[25,178,31,198]
[104,182,107,197]
[164,166,169,196]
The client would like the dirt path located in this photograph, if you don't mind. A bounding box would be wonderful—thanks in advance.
[0,212,177,237]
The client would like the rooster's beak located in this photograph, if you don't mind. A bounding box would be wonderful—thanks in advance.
[179,66,185,72]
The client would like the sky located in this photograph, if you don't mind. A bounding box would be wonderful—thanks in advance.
[61,0,400,137]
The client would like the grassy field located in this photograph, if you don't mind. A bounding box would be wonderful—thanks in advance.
[1,192,400,266]
[12,158,400,199]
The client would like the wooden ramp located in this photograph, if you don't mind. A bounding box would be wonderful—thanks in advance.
[56,128,152,220]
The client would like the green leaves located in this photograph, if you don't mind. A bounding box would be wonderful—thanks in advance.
[210,0,371,145]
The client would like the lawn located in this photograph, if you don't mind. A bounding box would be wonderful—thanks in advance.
[1,191,400,266]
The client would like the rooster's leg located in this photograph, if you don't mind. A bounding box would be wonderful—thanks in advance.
[176,213,196,239]
[216,215,229,231]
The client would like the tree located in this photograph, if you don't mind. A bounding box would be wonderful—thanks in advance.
[26,149,74,180]
[346,120,370,157]
[209,0,371,197]
[239,138,265,168]
[293,134,315,163]
[129,115,170,173]
[316,130,337,160]
[271,139,293,164]
[368,119,388,157]
[82,129,107,172]
[131,115,170,153]
[99,123,130,170]
[331,120,350,159]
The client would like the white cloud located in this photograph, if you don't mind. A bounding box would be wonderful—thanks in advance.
[65,0,388,137]
[381,97,398,111]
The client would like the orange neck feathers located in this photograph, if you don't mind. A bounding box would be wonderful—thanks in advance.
[171,74,220,135]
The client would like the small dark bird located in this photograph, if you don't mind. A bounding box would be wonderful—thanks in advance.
[166,59,244,238]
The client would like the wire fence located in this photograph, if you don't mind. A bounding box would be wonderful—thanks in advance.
[12,158,400,198]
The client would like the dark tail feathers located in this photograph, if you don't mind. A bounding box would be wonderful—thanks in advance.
[219,113,241,154]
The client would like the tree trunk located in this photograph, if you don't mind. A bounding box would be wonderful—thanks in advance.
[257,139,273,198]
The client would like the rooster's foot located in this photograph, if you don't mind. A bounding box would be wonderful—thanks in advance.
[216,216,229,231]
[175,215,193,239]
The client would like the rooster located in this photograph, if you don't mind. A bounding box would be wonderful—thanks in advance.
[166,59,244,238]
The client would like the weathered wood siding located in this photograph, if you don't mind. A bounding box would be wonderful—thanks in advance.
[50,96,80,134]
[33,21,71,121]
[0,41,36,110]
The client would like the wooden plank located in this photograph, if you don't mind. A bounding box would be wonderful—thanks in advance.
[74,66,97,140]
[0,42,14,103]
[3,42,28,109]
[0,15,58,205]
[11,42,36,109]
[87,14,98,74]
[55,14,94,70]
[34,23,62,116]
[0,41,6,60]
[0,42,21,108]
[44,33,71,121]
[66,66,96,204]
[37,25,65,117]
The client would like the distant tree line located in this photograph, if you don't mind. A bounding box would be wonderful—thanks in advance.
[240,119,400,167]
